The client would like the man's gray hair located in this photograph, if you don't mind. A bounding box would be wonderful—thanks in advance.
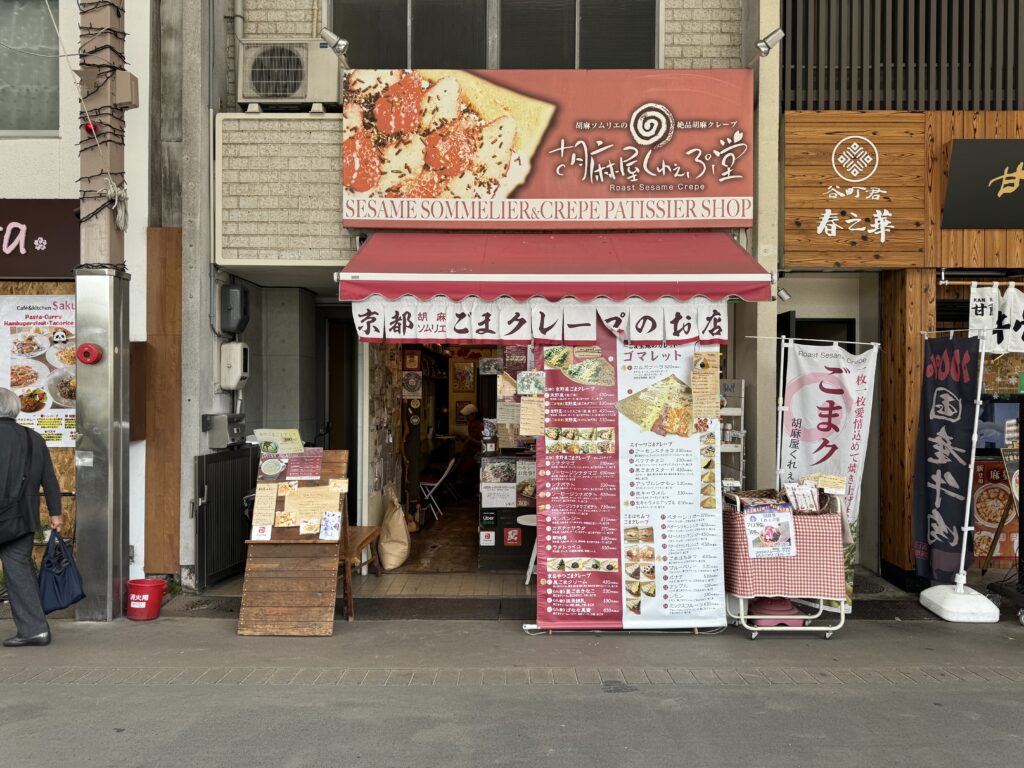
[0,387,20,419]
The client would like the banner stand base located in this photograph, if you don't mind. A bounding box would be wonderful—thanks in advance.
[920,585,1000,623]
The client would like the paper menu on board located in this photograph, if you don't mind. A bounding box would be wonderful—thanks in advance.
[519,396,544,435]
[284,487,340,529]
[481,482,517,508]
[743,504,796,558]
[251,483,278,527]
[496,401,521,425]
[257,447,324,481]
[254,428,304,454]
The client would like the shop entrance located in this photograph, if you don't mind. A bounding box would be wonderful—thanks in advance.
[353,341,538,601]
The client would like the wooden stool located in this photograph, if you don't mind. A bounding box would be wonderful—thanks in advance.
[340,525,383,621]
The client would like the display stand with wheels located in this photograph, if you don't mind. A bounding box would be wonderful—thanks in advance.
[723,495,847,640]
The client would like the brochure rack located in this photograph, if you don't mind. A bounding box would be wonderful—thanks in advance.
[723,495,847,640]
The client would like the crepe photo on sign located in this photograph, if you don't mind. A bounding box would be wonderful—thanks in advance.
[342,69,555,200]
[616,374,693,437]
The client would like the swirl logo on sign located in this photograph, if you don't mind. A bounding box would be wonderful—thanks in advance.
[629,102,675,148]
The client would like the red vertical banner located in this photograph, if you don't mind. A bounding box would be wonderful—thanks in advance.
[536,327,622,629]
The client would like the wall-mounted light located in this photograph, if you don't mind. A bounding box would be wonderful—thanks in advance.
[777,287,792,302]
[756,28,786,57]
[320,27,349,69]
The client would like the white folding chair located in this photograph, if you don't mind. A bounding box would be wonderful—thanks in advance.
[419,457,456,520]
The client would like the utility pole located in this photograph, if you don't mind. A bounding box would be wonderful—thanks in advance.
[75,0,138,621]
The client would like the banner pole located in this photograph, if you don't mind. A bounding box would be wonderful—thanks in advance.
[775,337,788,492]
[953,338,988,593]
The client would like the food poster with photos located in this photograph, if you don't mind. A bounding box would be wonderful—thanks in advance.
[971,458,1019,563]
[535,326,725,630]
[616,342,725,628]
[0,296,76,446]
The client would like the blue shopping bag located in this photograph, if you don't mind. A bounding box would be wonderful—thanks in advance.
[38,532,85,614]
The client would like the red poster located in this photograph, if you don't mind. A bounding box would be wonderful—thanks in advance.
[972,460,1020,563]
[536,328,622,629]
[341,69,752,230]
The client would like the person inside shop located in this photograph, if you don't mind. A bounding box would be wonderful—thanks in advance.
[456,403,484,489]
[0,387,63,647]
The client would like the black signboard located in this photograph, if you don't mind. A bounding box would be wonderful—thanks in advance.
[942,140,1024,229]
[0,199,79,280]
[913,337,981,583]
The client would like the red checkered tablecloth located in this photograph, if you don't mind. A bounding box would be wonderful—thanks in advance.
[723,509,846,601]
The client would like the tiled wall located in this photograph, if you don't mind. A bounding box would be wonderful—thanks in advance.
[662,0,744,69]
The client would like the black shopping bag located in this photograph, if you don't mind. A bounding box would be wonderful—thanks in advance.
[38,533,85,614]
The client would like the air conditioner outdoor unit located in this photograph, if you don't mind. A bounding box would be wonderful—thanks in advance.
[237,39,341,108]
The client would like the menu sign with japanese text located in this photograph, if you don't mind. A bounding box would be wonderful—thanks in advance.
[912,337,980,583]
[943,140,1024,229]
[536,326,726,630]
[342,69,752,230]
[0,295,76,447]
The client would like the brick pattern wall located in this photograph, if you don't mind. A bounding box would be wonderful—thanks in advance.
[663,0,744,69]
[218,116,357,262]
[225,18,237,108]
[242,0,321,38]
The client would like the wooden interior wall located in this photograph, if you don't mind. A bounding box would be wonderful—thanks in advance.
[0,281,76,532]
[879,269,936,576]
[144,228,182,575]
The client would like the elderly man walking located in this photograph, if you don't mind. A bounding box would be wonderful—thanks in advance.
[0,387,63,647]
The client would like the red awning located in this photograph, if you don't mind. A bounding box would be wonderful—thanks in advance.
[337,232,772,303]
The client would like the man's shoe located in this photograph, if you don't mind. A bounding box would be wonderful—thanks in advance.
[3,631,51,647]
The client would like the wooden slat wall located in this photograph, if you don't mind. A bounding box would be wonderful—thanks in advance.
[784,110,1024,270]
[784,111,927,268]
[879,269,935,574]
[144,228,182,575]
[783,0,1024,111]
[0,281,76,534]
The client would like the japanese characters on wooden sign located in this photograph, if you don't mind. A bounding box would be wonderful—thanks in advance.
[351,296,728,346]
[783,112,926,268]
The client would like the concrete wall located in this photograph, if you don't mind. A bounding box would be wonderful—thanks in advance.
[217,115,356,264]
[662,0,744,69]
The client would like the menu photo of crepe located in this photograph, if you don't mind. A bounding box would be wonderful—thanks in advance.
[544,425,616,455]
[616,375,693,437]
[625,562,652,581]
[543,346,572,370]
[624,544,656,562]
[562,358,616,387]
[640,581,657,598]
[623,526,655,544]
[626,597,642,615]
[625,580,641,597]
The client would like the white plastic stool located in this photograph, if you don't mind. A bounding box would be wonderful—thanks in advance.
[517,514,537,585]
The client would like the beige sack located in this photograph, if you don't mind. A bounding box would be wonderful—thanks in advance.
[378,483,411,571]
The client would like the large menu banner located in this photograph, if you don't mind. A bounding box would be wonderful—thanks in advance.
[0,295,77,446]
[912,337,980,583]
[341,69,753,230]
[536,327,725,630]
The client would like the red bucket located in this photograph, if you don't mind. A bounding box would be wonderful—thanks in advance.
[126,578,166,621]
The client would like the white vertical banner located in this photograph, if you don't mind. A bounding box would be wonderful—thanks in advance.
[497,298,533,342]
[1002,284,1024,352]
[353,298,386,341]
[628,303,663,343]
[562,301,598,342]
[530,300,563,342]
[968,281,998,337]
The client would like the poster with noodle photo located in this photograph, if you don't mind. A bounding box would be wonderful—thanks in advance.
[0,295,76,447]
[341,69,753,229]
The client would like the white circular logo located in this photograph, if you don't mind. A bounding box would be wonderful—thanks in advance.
[629,102,675,148]
[831,135,879,183]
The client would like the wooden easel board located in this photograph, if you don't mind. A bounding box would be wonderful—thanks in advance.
[236,450,348,637]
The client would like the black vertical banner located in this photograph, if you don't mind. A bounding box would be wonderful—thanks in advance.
[913,337,981,583]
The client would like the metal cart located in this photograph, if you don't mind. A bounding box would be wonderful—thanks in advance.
[723,501,848,639]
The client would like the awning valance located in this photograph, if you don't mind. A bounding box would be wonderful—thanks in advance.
[336,232,772,303]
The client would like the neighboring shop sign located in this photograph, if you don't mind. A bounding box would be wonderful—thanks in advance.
[783,113,925,266]
[0,200,79,280]
[341,69,753,229]
[971,457,1019,563]
[781,342,878,606]
[968,282,1024,353]
[0,295,76,446]
[943,140,1024,229]
[912,337,981,583]
[536,327,725,630]
[351,297,728,346]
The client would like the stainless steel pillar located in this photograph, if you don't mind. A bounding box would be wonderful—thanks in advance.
[74,266,131,621]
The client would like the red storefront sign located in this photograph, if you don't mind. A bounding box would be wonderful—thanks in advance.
[341,69,753,230]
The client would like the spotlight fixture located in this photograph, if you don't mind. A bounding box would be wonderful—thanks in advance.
[755,28,786,57]
[777,287,792,302]
[319,27,349,67]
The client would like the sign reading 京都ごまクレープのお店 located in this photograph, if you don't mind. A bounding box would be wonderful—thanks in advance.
[340,69,753,229]
[783,112,926,268]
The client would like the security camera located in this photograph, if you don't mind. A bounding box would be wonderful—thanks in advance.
[756,28,786,57]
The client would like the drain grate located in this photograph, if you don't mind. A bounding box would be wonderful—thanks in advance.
[854,582,886,595]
